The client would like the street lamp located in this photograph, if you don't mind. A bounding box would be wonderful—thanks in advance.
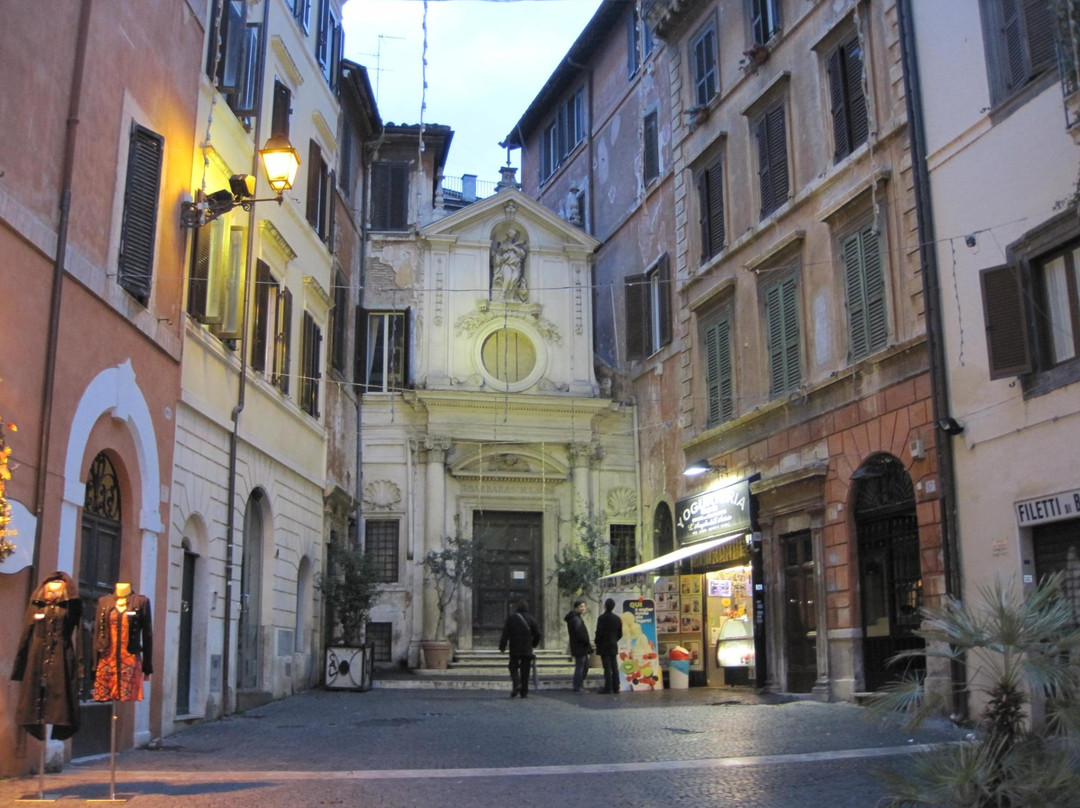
[180,135,301,228]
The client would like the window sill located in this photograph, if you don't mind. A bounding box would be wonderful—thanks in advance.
[1021,357,1080,399]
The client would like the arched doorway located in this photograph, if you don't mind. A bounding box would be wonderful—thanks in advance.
[237,490,265,693]
[854,454,924,691]
[74,452,122,757]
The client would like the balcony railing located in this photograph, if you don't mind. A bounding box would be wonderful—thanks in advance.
[441,174,498,206]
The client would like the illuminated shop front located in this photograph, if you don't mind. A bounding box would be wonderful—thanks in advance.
[604,478,764,688]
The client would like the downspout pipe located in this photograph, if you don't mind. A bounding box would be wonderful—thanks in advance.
[221,0,271,715]
[32,0,93,589]
[897,0,965,718]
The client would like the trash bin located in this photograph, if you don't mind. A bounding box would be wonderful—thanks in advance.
[668,646,691,690]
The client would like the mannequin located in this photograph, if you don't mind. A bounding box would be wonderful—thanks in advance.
[93,582,152,702]
[11,571,83,740]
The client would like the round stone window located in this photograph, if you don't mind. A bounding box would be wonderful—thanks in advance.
[481,328,536,383]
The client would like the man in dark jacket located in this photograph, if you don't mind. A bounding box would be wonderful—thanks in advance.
[564,598,593,693]
[594,597,623,694]
[499,599,541,698]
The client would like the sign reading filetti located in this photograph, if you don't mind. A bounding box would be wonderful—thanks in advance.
[676,480,751,545]
[1014,487,1080,528]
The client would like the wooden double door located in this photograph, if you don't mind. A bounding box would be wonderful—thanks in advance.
[472,511,543,647]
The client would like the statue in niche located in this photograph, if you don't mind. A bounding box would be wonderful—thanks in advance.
[491,226,528,302]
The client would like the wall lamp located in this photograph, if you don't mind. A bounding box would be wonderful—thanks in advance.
[684,461,725,477]
[180,135,301,229]
[937,416,965,436]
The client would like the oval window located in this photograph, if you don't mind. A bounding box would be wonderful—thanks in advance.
[481,328,536,383]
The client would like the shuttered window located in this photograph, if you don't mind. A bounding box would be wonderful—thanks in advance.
[360,310,410,392]
[704,315,734,426]
[983,0,1056,104]
[765,276,801,396]
[756,104,789,218]
[306,140,333,243]
[692,24,718,106]
[750,0,781,46]
[842,224,888,360]
[698,157,725,262]
[371,162,409,231]
[644,111,659,184]
[300,311,322,417]
[624,254,671,361]
[117,124,163,304]
[251,261,274,373]
[980,264,1035,378]
[274,287,292,394]
[827,36,869,162]
[207,0,261,117]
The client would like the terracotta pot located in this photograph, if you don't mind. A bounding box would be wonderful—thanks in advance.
[421,639,453,669]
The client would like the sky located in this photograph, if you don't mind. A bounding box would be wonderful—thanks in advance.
[342,0,605,186]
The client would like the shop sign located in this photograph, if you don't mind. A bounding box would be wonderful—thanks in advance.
[675,480,751,545]
[1015,488,1080,527]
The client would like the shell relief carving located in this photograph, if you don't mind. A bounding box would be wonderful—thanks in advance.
[362,479,402,510]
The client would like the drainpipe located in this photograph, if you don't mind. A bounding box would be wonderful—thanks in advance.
[221,0,271,716]
[896,0,965,718]
[31,0,93,591]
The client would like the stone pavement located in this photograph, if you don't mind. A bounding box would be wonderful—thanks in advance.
[0,686,970,807]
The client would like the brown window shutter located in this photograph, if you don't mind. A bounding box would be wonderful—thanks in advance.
[188,221,212,321]
[980,264,1033,378]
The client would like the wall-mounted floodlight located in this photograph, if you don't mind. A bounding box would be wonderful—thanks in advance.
[684,461,725,477]
[937,417,965,436]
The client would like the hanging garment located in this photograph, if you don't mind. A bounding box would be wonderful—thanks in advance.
[11,571,83,741]
[92,593,152,702]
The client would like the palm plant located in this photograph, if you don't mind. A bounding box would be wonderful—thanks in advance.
[869,572,1080,807]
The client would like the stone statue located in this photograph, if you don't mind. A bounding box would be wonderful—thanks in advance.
[491,227,528,302]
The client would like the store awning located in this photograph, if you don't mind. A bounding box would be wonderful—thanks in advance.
[599,533,744,582]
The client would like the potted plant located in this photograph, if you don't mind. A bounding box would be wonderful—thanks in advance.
[420,534,485,669]
[868,572,1080,807]
[315,542,382,690]
[549,514,611,665]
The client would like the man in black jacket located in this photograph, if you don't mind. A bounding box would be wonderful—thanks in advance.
[564,598,593,693]
[499,599,541,698]
[594,597,623,694]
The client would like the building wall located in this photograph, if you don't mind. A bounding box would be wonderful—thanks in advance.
[0,0,200,772]
[910,0,1080,704]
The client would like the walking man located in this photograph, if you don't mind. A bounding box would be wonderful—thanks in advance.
[564,598,593,693]
[594,597,623,694]
[499,599,541,698]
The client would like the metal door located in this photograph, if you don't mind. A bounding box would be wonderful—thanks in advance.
[472,511,542,646]
[176,550,196,714]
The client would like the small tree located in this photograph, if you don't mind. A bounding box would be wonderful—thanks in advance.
[869,573,1080,807]
[422,534,485,641]
[550,513,611,610]
[316,543,382,647]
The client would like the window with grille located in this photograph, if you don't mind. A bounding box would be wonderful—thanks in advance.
[625,254,671,360]
[842,223,888,360]
[764,275,801,396]
[643,111,660,184]
[755,103,789,218]
[359,310,409,392]
[117,124,163,305]
[979,0,1056,106]
[692,23,718,107]
[697,157,725,262]
[366,622,393,662]
[371,162,409,231]
[300,311,322,417]
[610,525,637,573]
[365,520,399,583]
[827,36,868,162]
[704,313,734,426]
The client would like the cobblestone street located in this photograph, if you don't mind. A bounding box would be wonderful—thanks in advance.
[0,687,970,807]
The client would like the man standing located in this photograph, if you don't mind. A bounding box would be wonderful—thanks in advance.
[564,598,593,693]
[499,599,541,698]
[594,597,623,694]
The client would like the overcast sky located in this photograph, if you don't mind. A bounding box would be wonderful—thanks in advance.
[342,0,604,185]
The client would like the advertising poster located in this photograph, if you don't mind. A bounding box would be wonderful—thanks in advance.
[617,597,663,691]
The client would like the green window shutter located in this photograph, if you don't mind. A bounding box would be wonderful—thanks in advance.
[863,228,888,353]
[117,124,163,303]
[701,159,725,259]
[844,225,887,360]
[827,46,849,161]
[980,264,1033,378]
[625,273,646,360]
[767,278,800,395]
[842,231,868,359]
[845,39,869,149]
[767,106,788,213]
[657,254,672,348]
[705,317,733,426]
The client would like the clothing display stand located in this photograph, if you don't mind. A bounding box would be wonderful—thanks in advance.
[86,701,130,803]
[16,732,59,802]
